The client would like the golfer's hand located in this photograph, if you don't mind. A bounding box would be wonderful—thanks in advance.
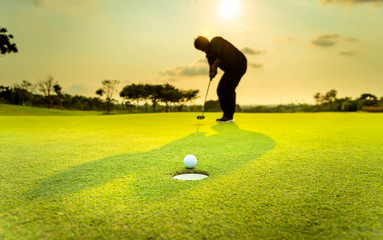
[209,67,217,79]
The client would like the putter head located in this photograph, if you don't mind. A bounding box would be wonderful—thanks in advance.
[197,115,205,120]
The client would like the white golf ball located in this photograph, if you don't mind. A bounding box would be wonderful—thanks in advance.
[183,154,197,169]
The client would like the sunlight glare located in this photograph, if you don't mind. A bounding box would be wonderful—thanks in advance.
[219,0,240,20]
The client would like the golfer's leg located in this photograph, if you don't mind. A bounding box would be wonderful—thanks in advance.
[217,73,229,115]
[225,85,236,118]
[225,72,243,118]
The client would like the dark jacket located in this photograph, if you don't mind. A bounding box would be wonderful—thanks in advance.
[206,37,247,72]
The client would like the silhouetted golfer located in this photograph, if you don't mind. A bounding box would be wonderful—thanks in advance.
[194,36,247,123]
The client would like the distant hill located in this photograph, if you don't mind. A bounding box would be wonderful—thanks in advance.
[0,104,101,116]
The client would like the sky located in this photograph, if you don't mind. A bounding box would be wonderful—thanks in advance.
[1,0,383,105]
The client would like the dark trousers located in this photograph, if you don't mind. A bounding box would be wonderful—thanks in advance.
[217,65,247,118]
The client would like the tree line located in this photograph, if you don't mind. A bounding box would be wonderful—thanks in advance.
[95,80,199,113]
[311,89,383,112]
[1,78,383,113]
[0,78,103,111]
[242,89,383,113]
[0,76,199,113]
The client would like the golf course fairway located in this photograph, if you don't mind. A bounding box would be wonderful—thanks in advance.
[1,105,382,239]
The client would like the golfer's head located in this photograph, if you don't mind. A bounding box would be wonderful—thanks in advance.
[194,36,209,52]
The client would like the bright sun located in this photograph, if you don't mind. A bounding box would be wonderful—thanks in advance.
[219,0,240,20]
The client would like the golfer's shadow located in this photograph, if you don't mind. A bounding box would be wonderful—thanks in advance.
[30,123,275,200]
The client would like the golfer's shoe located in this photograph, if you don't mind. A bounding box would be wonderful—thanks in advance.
[216,116,234,123]
[216,114,226,121]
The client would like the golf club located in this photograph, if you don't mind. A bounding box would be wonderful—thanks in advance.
[197,77,212,120]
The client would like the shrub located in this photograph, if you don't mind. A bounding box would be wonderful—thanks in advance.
[341,101,358,112]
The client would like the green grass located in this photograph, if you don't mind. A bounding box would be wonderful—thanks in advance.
[1,105,382,239]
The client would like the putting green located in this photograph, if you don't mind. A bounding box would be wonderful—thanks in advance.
[1,106,383,239]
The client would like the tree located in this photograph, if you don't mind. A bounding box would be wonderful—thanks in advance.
[96,80,119,114]
[120,84,148,110]
[13,80,35,105]
[120,84,135,107]
[313,92,322,105]
[341,100,358,112]
[177,89,199,111]
[53,84,62,96]
[145,84,163,112]
[18,80,35,93]
[324,89,337,104]
[359,93,377,101]
[0,27,18,55]
[314,89,338,111]
[96,89,104,97]
[37,75,57,108]
[205,100,221,112]
[159,84,179,112]
[119,83,199,112]
[358,93,378,107]
[53,84,63,108]
[0,86,11,103]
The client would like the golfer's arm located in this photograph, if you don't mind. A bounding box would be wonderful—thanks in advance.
[211,58,222,70]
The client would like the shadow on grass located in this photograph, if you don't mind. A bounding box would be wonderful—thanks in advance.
[29,123,275,200]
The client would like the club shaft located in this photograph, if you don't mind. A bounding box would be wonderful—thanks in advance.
[201,79,211,116]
